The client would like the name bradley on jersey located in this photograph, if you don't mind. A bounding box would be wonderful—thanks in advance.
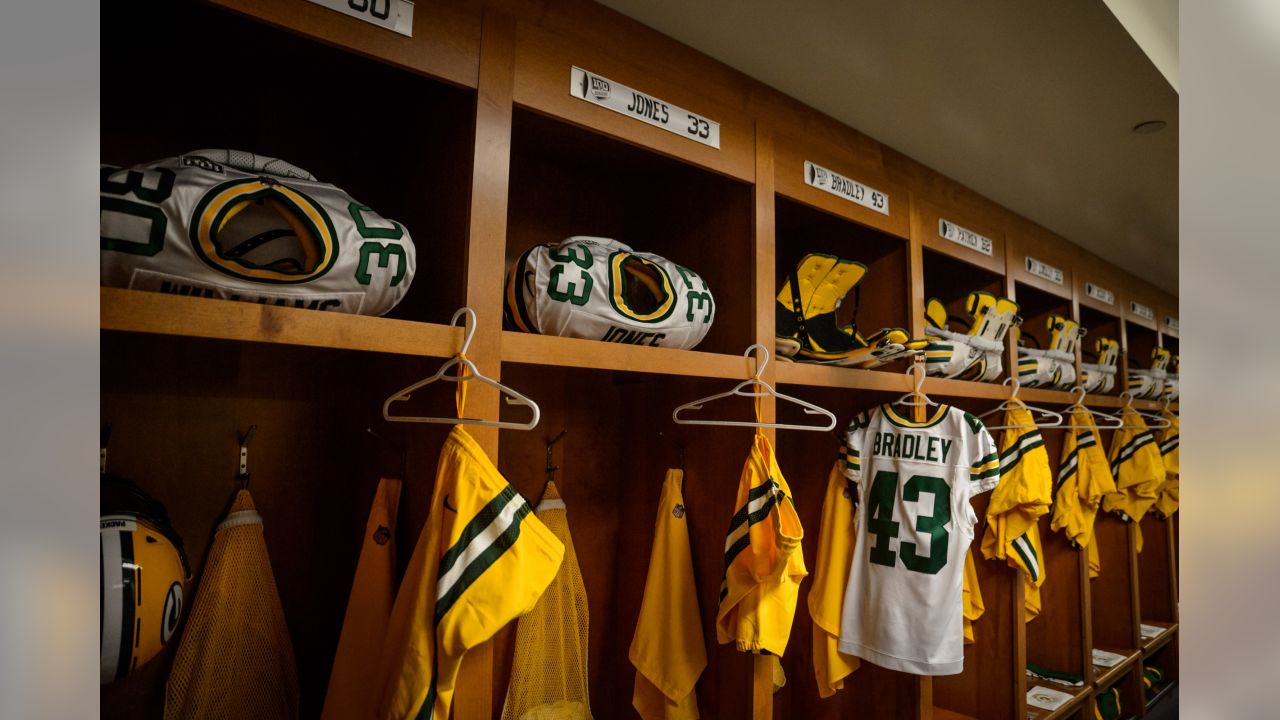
[871,431,954,465]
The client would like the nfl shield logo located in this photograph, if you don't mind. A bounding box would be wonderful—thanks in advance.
[589,76,611,100]
[672,503,686,519]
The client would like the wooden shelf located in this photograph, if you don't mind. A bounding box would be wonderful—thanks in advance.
[1084,394,1176,412]
[932,707,978,720]
[500,331,750,379]
[774,359,913,391]
[1140,622,1177,655]
[101,288,462,358]
[1025,681,1092,720]
[1092,648,1142,689]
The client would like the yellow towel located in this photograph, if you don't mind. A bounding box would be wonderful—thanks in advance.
[630,469,707,719]
[374,427,564,720]
[808,459,860,698]
[321,478,402,720]
[716,432,807,656]
[981,406,1053,622]
[1051,411,1116,578]
[165,490,299,719]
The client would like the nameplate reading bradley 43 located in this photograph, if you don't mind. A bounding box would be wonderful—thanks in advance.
[570,67,721,149]
[803,161,889,215]
[303,0,414,36]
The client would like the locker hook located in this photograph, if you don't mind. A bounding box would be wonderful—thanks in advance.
[101,422,112,475]
[545,429,568,486]
[237,425,256,488]
[366,427,408,481]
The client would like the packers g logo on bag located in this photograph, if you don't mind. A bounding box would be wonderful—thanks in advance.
[189,178,339,284]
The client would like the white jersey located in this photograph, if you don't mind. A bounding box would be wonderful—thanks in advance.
[504,236,715,350]
[839,403,999,675]
[101,149,416,316]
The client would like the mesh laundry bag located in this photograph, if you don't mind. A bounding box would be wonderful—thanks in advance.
[501,481,592,720]
[165,490,299,719]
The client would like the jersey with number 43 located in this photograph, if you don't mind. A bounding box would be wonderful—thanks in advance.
[839,403,999,675]
[101,149,416,316]
[504,236,715,350]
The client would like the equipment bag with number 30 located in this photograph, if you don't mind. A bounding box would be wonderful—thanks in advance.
[101,149,416,316]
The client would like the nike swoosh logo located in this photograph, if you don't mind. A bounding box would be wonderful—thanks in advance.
[443,495,458,513]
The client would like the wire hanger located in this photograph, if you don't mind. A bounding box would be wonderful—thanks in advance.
[1117,391,1172,429]
[1064,386,1123,429]
[383,307,540,430]
[672,344,837,432]
[979,377,1064,430]
[893,360,937,407]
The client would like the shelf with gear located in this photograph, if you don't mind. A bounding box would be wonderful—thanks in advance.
[920,224,1015,392]
[499,105,754,365]
[768,129,925,394]
[1007,238,1080,400]
[101,0,478,338]
[1076,274,1126,402]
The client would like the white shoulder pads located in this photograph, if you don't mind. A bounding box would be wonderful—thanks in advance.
[101,149,416,315]
[505,236,715,350]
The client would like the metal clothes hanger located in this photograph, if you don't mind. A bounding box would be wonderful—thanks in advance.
[1117,391,1172,429]
[979,377,1065,430]
[1064,386,1124,430]
[383,307,540,430]
[672,344,837,432]
[893,360,937,408]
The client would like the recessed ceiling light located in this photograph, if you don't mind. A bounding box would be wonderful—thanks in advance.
[1132,120,1167,134]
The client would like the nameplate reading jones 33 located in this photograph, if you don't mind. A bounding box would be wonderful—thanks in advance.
[570,67,721,149]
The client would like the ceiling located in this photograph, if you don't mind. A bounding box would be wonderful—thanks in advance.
[595,0,1179,293]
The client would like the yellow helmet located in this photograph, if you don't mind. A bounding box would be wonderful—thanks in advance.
[100,476,190,684]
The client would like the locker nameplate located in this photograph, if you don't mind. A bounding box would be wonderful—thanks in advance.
[939,219,992,256]
[570,67,720,149]
[803,161,889,216]
[303,0,414,36]
[1165,316,1179,332]
[1085,282,1115,305]
[1130,301,1155,321]
[1025,256,1063,285]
